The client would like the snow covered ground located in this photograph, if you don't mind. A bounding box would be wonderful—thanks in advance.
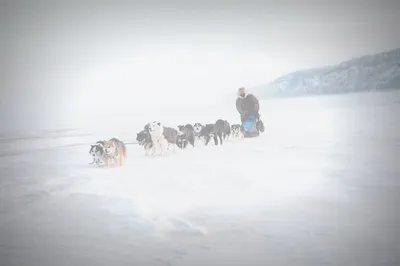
[1,91,400,266]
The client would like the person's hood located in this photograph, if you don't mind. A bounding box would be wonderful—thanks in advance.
[237,88,248,99]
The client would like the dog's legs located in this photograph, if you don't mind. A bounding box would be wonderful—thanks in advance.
[205,135,211,146]
[213,134,218,145]
[171,142,176,153]
[154,141,160,156]
[162,139,168,155]
[190,136,195,148]
[111,157,117,168]
[150,145,156,156]
[120,155,125,167]
[157,139,166,156]
[219,133,223,145]
[147,145,152,156]
[116,153,122,166]
[112,156,118,167]
[167,141,174,152]
[153,139,160,155]
[160,139,165,155]
[184,140,188,149]
[163,139,168,155]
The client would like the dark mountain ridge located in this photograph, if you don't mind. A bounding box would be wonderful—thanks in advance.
[252,48,400,98]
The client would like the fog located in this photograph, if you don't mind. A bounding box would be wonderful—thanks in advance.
[1,1,400,265]
[1,0,400,133]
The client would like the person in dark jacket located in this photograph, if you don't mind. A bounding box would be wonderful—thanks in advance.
[236,87,261,138]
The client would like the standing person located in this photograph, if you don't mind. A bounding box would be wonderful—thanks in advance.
[236,87,263,138]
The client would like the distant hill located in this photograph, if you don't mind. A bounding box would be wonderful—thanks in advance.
[252,48,400,98]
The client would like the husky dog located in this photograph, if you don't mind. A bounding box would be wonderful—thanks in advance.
[163,126,178,152]
[200,124,218,146]
[231,124,245,140]
[148,121,167,156]
[103,138,127,168]
[176,134,189,149]
[193,123,203,137]
[177,124,195,148]
[193,123,205,145]
[213,119,226,145]
[136,129,154,156]
[89,140,106,166]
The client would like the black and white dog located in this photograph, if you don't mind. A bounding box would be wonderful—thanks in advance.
[193,123,205,145]
[198,120,230,146]
[163,126,179,152]
[177,124,195,149]
[89,141,106,166]
[137,123,178,156]
[213,119,227,145]
[199,123,218,146]
[230,124,245,140]
[136,127,154,156]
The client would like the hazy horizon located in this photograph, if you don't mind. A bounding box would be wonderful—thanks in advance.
[1,3,400,265]
[1,0,400,132]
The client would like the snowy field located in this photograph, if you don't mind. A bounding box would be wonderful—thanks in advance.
[1,91,400,266]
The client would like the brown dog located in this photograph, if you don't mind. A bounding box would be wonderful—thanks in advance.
[102,138,126,167]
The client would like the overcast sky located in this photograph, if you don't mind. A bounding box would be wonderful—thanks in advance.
[1,0,400,132]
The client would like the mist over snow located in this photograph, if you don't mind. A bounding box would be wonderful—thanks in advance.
[1,1,400,265]
[2,1,400,135]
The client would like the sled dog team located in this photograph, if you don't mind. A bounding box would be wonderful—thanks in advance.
[89,118,265,168]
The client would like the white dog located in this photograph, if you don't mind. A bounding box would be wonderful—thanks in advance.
[148,121,167,156]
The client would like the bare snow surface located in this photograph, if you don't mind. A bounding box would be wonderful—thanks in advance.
[1,92,400,266]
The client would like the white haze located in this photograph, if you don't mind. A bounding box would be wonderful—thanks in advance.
[2,0,400,134]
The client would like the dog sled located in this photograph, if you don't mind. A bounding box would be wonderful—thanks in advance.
[242,113,264,138]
